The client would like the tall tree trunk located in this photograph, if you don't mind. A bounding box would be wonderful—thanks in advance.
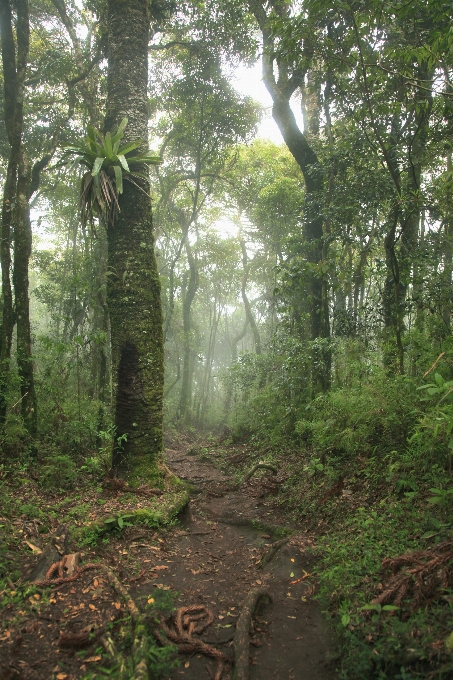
[442,151,453,333]
[105,0,163,479]
[13,146,37,435]
[0,0,28,426]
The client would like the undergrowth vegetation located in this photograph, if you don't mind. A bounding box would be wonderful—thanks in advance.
[221,338,453,679]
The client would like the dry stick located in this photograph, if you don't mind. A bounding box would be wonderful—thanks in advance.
[258,538,289,570]
[242,463,278,483]
[233,587,272,680]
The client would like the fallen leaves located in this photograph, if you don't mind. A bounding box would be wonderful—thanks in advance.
[85,655,102,663]
[24,541,42,554]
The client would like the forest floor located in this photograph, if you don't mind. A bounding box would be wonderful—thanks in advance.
[0,437,337,680]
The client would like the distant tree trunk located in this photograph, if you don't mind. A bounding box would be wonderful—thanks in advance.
[239,236,261,354]
[223,317,248,420]
[383,202,405,373]
[400,62,433,333]
[178,233,198,424]
[105,0,163,479]
[250,0,330,393]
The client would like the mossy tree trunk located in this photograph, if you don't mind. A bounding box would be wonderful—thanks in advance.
[14,146,37,436]
[0,0,28,426]
[105,0,163,479]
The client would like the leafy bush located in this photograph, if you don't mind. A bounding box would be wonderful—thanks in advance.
[296,372,418,460]
[39,449,77,489]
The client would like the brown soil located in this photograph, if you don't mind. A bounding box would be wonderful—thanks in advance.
[0,443,337,680]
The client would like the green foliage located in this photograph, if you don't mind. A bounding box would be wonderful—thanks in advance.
[39,449,78,490]
[103,513,135,534]
[63,118,160,227]
[316,498,453,679]
[298,372,417,460]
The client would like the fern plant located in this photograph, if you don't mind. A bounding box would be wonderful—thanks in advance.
[64,118,160,227]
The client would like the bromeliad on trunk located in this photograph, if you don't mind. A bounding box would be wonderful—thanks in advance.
[63,117,160,228]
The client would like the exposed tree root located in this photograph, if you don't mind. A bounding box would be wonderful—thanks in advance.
[233,587,272,680]
[242,463,278,483]
[33,558,148,679]
[154,605,229,680]
[32,562,99,587]
[373,541,453,609]
[258,537,289,569]
[100,632,127,675]
[29,524,69,581]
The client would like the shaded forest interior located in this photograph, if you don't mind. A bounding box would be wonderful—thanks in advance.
[1,1,453,679]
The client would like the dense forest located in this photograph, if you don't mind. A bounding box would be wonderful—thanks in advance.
[1,1,453,679]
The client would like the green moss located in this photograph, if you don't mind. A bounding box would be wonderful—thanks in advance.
[126,455,162,487]
[73,489,189,545]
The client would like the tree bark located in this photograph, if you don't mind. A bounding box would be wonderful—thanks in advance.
[13,146,37,435]
[0,0,28,425]
[105,0,163,479]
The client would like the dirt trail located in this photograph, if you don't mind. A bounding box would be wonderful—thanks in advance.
[0,444,337,680]
[135,445,337,680]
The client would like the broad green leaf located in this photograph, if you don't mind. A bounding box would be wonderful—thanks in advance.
[118,517,124,529]
[117,155,129,172]
[111,118,128,144]
[92,157,104,176]
[382,605,399,611]
[131,154,161,165]
[117,117,128,135]
[104,131,113,159]
[113,165,123,194]
[117,141,142,156]
[341,613,350,626]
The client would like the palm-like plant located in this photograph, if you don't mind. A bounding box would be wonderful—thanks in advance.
[64,118,160,227]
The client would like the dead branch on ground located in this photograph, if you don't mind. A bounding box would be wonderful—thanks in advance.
[242,463,278,483]
[258,537,289,569]
[233,587,272,680]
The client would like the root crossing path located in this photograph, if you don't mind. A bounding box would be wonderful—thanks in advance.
[140,444,337,680]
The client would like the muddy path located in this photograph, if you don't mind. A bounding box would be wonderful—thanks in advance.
[137,444,337,680]
[0,443,337,680]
